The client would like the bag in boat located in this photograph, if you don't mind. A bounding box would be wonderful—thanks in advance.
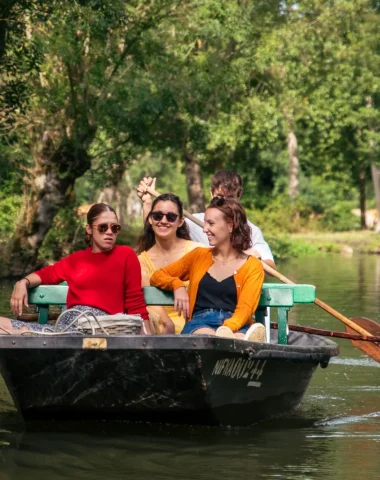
[68,310,143,335]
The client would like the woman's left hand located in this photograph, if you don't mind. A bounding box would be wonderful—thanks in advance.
[174,287,190,320]
[10,280,29,316]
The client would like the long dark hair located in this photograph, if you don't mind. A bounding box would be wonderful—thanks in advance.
[85,203,118,245]
[207,197,252,251]
[137,193,190,253]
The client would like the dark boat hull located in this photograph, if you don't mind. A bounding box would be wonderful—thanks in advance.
[0,333,338,426]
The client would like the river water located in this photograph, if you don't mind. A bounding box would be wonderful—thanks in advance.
[0,254,379,479]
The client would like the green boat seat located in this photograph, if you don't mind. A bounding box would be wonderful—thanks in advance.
[27,283,316,345]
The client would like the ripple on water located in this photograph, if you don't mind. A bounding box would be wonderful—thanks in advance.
[330,356,380,367]
[307,395,345,401]
[306,433,380,439]
[314,411,380,427]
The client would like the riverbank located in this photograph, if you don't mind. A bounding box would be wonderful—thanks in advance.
[289,230,380,255]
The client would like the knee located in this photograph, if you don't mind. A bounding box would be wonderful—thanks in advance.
[193,327,216,335]
[162,318,175,334]
[0,317,15,335]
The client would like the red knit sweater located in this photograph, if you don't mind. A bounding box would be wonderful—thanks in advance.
[35,246,148,319]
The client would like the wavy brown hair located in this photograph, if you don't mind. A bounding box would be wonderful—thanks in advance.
[137,193,191,253]
[210,170,243,198]
[207,197,252,251]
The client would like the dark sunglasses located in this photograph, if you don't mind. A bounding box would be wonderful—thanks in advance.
[92,223,122,234]
[151,211,179,223]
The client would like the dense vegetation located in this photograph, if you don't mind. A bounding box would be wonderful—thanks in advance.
[1,0,380,276]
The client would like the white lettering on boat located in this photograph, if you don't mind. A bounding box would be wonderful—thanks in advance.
[212,358,267,387]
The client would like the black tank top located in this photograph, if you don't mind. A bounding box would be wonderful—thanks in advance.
[194,272,237,312]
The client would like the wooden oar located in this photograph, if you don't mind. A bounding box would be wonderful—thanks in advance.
[345,317,380,361]
[271,322,380,343]
[259,262,377,335]
[146,185,380,361]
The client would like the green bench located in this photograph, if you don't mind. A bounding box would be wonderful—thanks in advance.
[27,283,316,344]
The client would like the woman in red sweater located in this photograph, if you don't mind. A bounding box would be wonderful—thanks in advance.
[150,198,265,342]
[0,203,151,335]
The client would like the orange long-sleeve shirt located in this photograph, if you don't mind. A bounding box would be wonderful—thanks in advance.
[150,247,264,332]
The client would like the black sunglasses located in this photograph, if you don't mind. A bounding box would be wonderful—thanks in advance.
[92,223,122,234]
[151,211,179,223]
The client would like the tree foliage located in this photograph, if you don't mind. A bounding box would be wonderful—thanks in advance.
[0,0,380,272]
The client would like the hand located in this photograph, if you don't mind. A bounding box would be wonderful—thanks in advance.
[174,286,190,320]
[136,177,156,204]
[244,247,262,259]
[10,280,29,317]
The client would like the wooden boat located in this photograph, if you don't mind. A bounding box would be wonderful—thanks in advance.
[0,284,339,426]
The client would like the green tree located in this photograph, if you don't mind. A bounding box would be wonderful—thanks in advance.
[2,0,180,275]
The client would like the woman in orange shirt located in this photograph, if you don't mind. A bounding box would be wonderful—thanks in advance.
[150,198,266,341]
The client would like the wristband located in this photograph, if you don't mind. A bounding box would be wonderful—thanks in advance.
[22,277,31,288]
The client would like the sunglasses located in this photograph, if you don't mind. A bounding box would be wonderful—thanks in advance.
[92,223,122,234]
[151,211,179,223]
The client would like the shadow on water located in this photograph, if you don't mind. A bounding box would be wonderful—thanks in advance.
[1,389,378,480]
[0,411,337,480]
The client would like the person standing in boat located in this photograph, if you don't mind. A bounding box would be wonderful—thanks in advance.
[0,203,152,335]
[150,198,266,341]
[137,193,206,334]
[137,170,276,270]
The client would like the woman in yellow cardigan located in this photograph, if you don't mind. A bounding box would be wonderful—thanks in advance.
[137,193,205,334]
[150,198,266,342]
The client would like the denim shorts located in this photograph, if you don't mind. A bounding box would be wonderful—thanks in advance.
[181,309,249,335]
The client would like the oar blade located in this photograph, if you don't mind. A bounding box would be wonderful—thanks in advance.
[346,317,380,362]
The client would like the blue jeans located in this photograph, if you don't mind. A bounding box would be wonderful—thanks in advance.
[181,309,249,335]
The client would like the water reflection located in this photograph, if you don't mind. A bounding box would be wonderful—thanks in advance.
[0,418,341,480]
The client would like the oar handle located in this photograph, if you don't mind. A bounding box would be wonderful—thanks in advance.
[313,297,374,337]
[271,323,380,342]
[145,184,375,339]
[260,263,294,283]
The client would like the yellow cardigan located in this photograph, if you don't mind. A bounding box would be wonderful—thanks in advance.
[150,247,264,332]
[138,240,204,334]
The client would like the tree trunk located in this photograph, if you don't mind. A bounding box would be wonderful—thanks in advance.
[366,97,380,233]
[0,0,16,60]
[97,186,124,224]
[5,129,95,277]
[287,130,300,199]
[371,163,380,233]
[359,163,367,230]
[183,150,206,213]
[97,158,128,226]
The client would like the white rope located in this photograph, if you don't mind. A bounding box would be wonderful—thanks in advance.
[55,309,109,335]
[19,308,143,336]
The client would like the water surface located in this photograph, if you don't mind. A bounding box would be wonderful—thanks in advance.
[0,254,380,479]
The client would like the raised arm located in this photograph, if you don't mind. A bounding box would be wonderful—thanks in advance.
[136,176,156,221]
